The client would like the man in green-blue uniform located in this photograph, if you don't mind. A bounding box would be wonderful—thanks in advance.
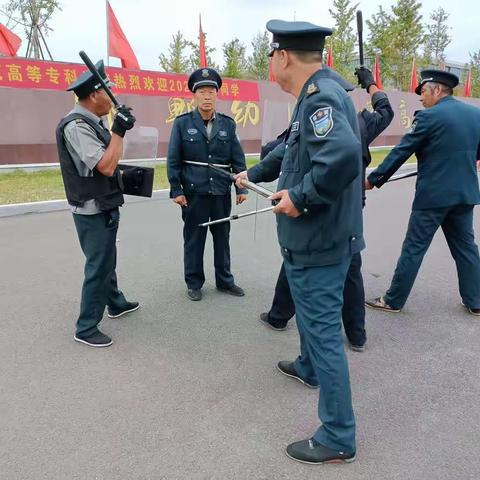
[236,20,363,464]
[167,68,247,301]
[56,60,139,348]
[365,70,480,316]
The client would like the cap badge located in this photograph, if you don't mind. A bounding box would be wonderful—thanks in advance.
[202,69,210,78]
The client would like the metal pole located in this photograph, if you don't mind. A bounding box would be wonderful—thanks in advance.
[199,206,274,227]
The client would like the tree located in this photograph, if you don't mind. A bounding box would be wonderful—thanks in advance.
[221,38,247,79]
[366,6,394,85]
[469,49,480,98]
[246,30,270,80]
[366,0,424,90]
[1,0,61,59]
[328,0,358,82]
[187,32,218,72]
[159,31,190,74]
[389,0,425,90]
[423,7,451,67]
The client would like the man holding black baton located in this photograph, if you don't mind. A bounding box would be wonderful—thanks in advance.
[56,59,138,347]
[365,69,480,315]
[258,66,393,353]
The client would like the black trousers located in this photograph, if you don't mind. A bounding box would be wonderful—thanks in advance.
[182,194,234,290]
[73,209,128,337]
[267,252,366,346]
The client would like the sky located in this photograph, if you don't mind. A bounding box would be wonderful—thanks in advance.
[2,0,479,71]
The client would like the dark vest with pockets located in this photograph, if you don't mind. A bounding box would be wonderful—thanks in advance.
[56,113,124,211]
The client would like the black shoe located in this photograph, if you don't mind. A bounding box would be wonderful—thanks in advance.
[277,361,318,389]
[348,341,366,352]
[286,438,356,465]
[107,301,140,318]
[365,296,401,313]
[217,284,245,297]
[74,330,113,348]
[461,301,480,316]
[259,312,288,331]
[187,289,202,301]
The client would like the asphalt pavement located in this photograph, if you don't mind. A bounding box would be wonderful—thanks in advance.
[1,177,479,480]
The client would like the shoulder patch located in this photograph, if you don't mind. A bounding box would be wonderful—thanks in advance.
[309,107,333,138]
[407,121,417,134]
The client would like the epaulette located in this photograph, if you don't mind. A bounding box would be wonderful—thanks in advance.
[217,112,235,122]
[306,81,320,97]
[175,112,191,119]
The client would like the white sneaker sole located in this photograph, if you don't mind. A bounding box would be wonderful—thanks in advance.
[276,364,319,389]
[461,302,480,316]
[74,336,113,347]
[107,304,140,318]
[285,450,356,465]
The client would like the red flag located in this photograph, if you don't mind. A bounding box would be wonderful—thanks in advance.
[464,69,472,97]
[327,46,334,68]
[374,53,383,90]
[199,14,207,68]
[268,60,275,82]
[409,58,418,93]
[107,1,140,70]
[0,23,21,56]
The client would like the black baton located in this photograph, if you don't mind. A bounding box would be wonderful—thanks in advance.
[356,11,364,67]
[78,50,120,108]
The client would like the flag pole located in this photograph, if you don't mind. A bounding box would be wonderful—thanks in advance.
[106,0,110,66]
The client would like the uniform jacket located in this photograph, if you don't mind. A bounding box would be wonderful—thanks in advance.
[368,96,480,209]
[248,68,365,266]
[167,109,247,197]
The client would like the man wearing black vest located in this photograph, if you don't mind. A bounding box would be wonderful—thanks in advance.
[56,60,138,348]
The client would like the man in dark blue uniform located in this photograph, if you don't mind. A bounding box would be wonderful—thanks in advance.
[167,68,247,301]
[236,20,363,464]
[56,60,139,348]
[258,67,394,353]
[365,69,480,316]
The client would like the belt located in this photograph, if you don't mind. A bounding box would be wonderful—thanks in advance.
[184,160,231,169]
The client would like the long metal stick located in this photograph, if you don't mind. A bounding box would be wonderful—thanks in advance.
[387,170,418,182]
[199,206,274,227]
[206,163,278,202]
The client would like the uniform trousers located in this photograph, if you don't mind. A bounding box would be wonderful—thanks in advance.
[284,256,356,453]
[73,209,128,336]
[181,194,234,290]
[268,253,366,346]
[384,204,480,309]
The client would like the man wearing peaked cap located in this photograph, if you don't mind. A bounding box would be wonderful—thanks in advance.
[56,59,139,348]
[187,67,222,93]
[235,19,363,464]
[366,69,480,317]
[414,69,459,95]
[167,67,247,302]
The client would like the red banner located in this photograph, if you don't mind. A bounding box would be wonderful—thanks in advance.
[0,58,259,101]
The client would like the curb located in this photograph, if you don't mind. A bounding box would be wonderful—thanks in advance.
[0,164,418,218]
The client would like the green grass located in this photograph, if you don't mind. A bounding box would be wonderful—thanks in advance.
[0,150,414,205]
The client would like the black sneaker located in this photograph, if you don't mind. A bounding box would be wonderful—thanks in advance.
[277,361,318,389]
[107,301,140,318]
[259,312,288,331]
[461,301,480,316]
[286,438,356,465]
[217,284,245,297]
[74,330,113,348]
[348,342,366,353]
[365,296,401,313]
[187,289,202,301]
